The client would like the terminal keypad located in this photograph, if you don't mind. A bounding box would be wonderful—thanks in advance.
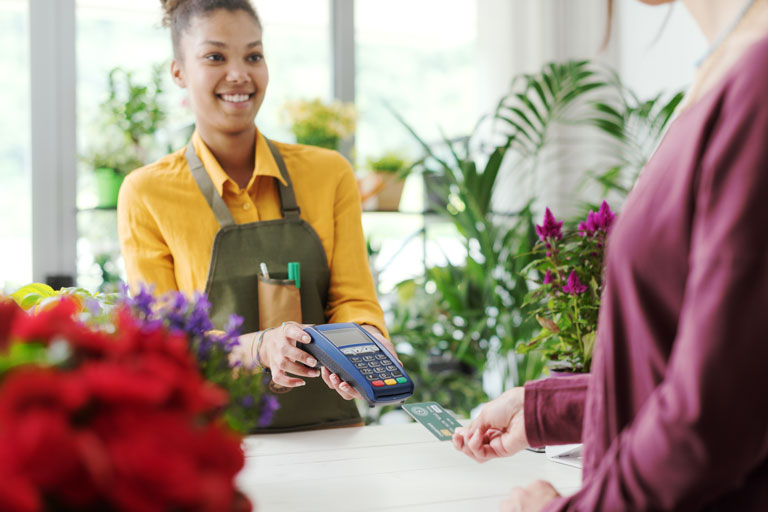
[341,344,405,386]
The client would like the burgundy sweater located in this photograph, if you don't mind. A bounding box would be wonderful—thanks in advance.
[524,34,768,511]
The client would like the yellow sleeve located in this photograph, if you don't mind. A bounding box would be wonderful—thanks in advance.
[117,171,179,295]
[324,160,389,338]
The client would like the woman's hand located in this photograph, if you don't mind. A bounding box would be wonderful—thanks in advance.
[500,480,560,512]
[452,387,529,462]
[320,324,399,401]
[257,321,320,388]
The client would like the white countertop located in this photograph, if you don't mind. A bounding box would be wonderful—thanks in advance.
[237,422,581,512]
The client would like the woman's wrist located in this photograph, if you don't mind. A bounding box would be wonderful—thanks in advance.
[254,328,275,370]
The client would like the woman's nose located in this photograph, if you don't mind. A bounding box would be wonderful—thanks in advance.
[225,66,251,83]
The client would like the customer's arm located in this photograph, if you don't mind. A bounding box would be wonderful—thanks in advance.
[454,375,590,462]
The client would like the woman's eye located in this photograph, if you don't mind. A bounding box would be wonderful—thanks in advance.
[247,53,263,63]
[205,54,224,62]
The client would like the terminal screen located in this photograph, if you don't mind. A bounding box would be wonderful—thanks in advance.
[323,327,372,348]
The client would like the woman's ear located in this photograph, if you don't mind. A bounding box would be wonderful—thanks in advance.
[170,59,186,88]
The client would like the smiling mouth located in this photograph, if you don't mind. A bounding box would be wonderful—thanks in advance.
[218,93,254,103]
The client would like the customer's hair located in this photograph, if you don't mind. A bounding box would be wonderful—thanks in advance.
[602,0,614,50]
[160,0,261,59]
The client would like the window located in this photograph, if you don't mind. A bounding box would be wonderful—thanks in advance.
[355,0,478,163]
[0,0,30,292]
[355,0,478,291]
[73,1,332,289]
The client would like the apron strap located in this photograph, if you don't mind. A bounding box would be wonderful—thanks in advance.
[265,139,301,219]
[185,137,301,226]
[185,141,236,228]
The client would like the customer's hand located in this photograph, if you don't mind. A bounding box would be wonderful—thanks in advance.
[258,321,320,388]
[320,324,399,400]
[452,387,528,462]
[500,480,559,512]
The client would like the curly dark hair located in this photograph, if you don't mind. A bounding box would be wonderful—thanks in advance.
[160,0,262,59]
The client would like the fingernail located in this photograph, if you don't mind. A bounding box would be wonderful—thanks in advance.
[313,370,320,377]
[307,358,317,367]
[298,381,306,386]
[303,335,310,342]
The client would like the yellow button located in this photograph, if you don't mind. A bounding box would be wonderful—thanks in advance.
[384,379,396,385]
[243,203,251,210]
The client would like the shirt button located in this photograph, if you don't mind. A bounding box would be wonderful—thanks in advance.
[242,203,251,210]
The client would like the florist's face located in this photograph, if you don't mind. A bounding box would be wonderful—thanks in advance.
[171,9,268,137]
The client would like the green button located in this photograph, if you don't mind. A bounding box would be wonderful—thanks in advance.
[396,377,407,384]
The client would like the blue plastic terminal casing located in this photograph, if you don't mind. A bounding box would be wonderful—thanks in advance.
[302,323,414,407]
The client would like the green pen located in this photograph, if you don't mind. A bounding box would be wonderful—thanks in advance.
[287,262,300,289]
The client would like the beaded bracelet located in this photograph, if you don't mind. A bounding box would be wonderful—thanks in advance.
[252,327,275,371]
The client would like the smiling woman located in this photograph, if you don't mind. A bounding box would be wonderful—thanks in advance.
[117,0,394,433]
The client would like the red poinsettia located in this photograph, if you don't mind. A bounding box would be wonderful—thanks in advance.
[0,299,251,512]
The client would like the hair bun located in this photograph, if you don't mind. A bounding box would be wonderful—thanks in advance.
[160,0,186,26]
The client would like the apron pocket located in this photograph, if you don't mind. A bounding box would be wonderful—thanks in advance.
[257,275,303,329]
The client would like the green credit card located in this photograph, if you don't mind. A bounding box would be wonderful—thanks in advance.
[402,401,462,441]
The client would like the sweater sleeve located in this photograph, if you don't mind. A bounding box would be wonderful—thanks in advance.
[117,172,179,295]
[545,58,768,512]
[524,374,590,447]
[323,158,388,338]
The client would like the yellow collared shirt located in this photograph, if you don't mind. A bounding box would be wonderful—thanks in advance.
[117,130,387,335]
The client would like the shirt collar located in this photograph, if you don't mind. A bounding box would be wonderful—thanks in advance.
[191,129,287,197]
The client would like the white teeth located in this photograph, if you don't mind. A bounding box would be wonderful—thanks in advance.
[221,93,250,103]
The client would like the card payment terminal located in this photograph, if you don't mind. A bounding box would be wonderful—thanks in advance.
[302,323,414,406]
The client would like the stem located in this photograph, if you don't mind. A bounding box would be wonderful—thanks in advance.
[570,295,584,366]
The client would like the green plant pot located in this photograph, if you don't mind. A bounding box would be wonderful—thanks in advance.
[94,167,124,208]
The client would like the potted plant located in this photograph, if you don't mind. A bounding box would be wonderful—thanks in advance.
[518,202,615,373]
[82,64,166,208]
[359,151,412,211]
[281,98,356,150]
[386,59,681,412]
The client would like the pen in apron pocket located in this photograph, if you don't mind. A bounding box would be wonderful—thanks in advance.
[260,262,270,279]
[287,262,300,289]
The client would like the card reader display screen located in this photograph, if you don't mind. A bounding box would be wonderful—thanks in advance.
[322,327,372,348]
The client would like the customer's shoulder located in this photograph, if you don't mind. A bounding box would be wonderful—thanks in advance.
[726,33,768,108]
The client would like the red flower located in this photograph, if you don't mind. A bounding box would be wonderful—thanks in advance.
[0,300,248,511]
[0,299,22,352]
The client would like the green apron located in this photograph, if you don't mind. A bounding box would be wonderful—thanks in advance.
[185,139,361,432]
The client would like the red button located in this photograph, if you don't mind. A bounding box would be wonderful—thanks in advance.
[372,380,385,387]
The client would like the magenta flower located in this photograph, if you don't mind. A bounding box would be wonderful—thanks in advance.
[562,270,588,295]
[578,200,615,236]
[543,270,554,284]
[536,207,564,242]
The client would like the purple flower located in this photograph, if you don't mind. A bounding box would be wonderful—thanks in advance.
[186,293,214,336]
[258,395,280,427]
[543,270,554,285]
[562,270,588,295]
[122,284,156,319]
[535,207,563,242]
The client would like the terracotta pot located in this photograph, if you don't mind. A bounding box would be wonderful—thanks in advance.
[358,172,405,211]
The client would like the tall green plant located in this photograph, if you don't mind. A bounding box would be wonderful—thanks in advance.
[388,59,683,416]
